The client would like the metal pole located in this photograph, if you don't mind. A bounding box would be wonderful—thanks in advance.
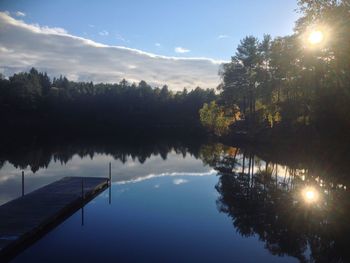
[109,162,111,185]
[22,171,24,197]
[81,178,84,200]
[109,162,112,205]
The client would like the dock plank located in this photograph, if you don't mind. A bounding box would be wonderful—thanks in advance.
[0,176,108,260]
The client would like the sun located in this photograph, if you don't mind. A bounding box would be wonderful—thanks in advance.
[302,187,319,204]
[308,30,324,45]
[305,190,315,200]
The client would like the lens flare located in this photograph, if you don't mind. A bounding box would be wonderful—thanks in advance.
[302,187,319,204]
[308,30,324,45]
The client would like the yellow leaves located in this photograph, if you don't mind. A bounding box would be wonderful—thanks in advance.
[199,101,240,136]
[227,147,239,157]
[267,111,282,128]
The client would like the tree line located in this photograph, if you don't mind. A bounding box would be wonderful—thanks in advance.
[0,68,216,131]
[1,0,349,140]
[200,0,350,139]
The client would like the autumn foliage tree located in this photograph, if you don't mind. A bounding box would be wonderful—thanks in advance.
[206,0,350,137]
[199,101,238,136]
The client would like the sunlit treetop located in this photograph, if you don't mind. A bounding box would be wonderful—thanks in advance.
[301,24,331,50]
[308,30,324,44]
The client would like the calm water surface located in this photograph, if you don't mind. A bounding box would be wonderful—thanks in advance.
[1,138,349,262]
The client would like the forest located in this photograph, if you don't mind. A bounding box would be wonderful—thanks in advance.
[200,0,350,140]
[0,69,216,133]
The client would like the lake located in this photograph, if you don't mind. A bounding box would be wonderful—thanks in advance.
[1,135,349,262]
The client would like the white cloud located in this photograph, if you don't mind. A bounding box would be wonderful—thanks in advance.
[0,12,224,91]
[116,33,128,42]
[15,11,26,17]
[155,43,161,47]
[174,46,190,53]
[218,34,229,39]
[173,178,188,185]
[115,170,217,185]
[99,30,109,36]
[39,26,67,34]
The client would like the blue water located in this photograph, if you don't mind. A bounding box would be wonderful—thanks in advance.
[2,138,349,262]
[9,160,296,262]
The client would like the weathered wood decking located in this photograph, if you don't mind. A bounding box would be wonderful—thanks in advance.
[0,176,109,261]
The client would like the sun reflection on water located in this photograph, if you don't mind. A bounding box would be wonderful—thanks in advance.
[302,187,319,204]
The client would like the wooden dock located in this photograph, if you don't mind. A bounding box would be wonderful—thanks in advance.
[0,176,109,261]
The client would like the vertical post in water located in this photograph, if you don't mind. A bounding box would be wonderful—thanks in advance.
[81,178,84,200]
[109,162,111,185]
[21,171,24,197]
[109,162,112,205]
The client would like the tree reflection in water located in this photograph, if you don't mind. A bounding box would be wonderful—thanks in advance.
[206,143,350,263]
[0,132,203,173]
[1,134,349,262]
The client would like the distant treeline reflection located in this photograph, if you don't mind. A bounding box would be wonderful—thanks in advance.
[0,132,206,173]
[1,133,349,183]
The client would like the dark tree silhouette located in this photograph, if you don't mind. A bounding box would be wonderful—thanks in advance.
[207,142,350,263]
[201,0,350,140]
[0,68,217,132]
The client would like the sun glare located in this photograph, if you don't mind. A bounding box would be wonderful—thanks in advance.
[302,187,319,204]
[308,30,324,45]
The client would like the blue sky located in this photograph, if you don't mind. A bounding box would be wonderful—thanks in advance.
[0,0,299,61]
